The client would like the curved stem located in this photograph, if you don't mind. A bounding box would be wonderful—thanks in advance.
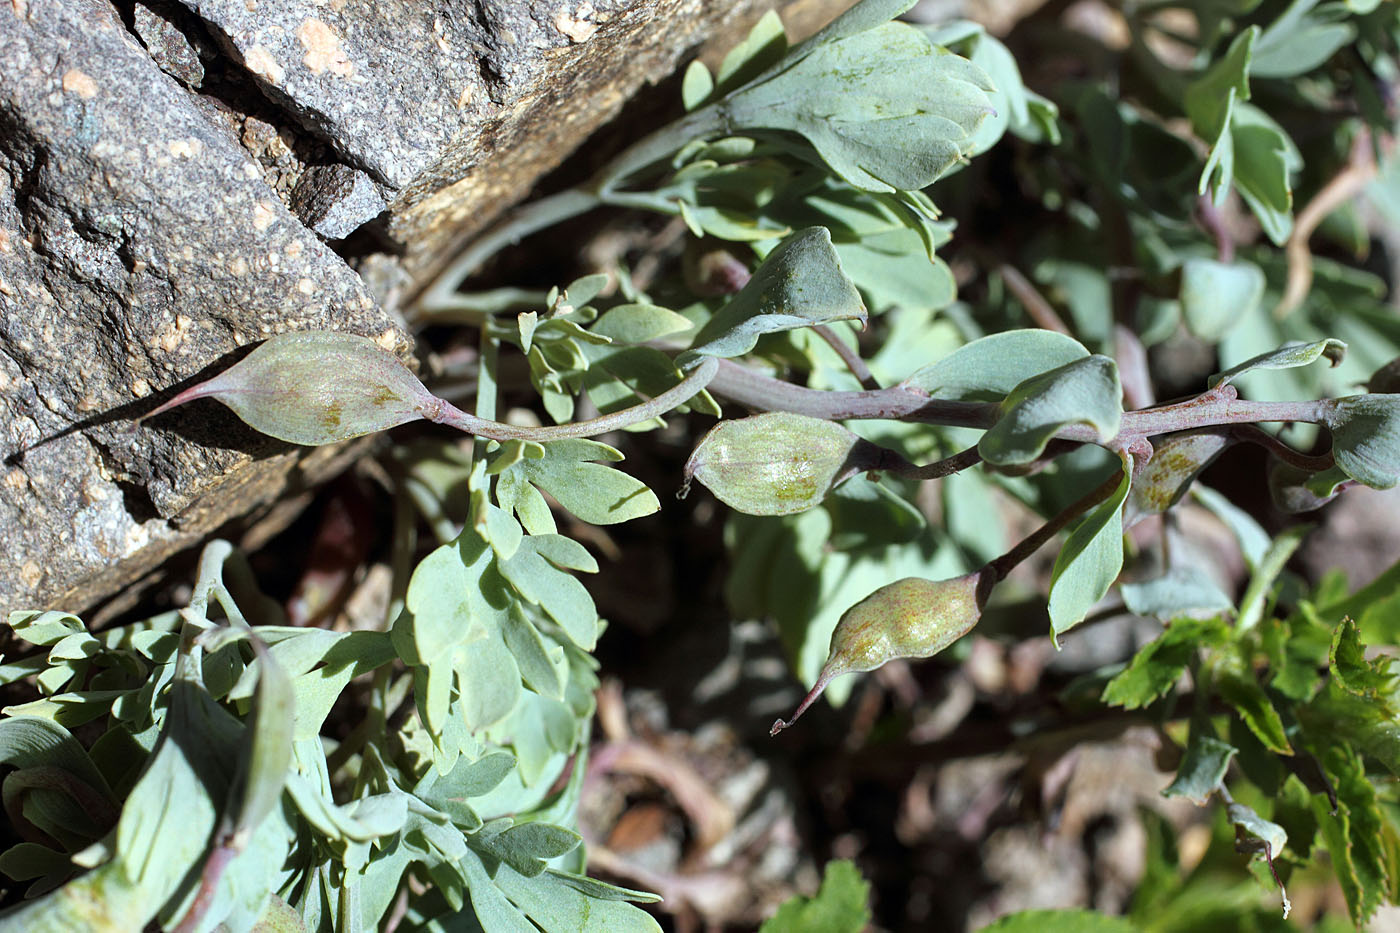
[430,356,718,441]
[814,324,879,389]
[986,468,1126,583]
[1227,423,1334,473]
[894,444,981,481]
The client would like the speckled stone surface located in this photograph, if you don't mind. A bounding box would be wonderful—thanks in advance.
[0,0,409,611]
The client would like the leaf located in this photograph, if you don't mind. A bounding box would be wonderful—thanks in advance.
[1317,743,1390,925]
[977,909,1136,933]
[1231,103,1300,245]
[1180,258,1265,341]
[1186,26,1257,204]
[903,329,1089,401]
[472,822,582,878]
[223,638,295,849]
[1251,0,1357,78]
[390,538,490,666]
[1102,617,1229,709]
[1324,394,1400,489]
[1210,338,1346,389]
[498,539,599,652]
[760,859,871,933]
[1121,568,1234,618]
[1191,484,1272,571]
[1163,733,1237,805]
[513,439,659,525]
[1047,455,1131,640]
[684,413,882,516]
[979,356,1122,466]
[489,859,664,932]
[681,59,714,111]
[590,304,693,344]
[6,612,86,648]
[1237,523,1310,633]
[714,10,788,94]
[725,23,994,192]
[684,228,866,361]
[0,717,116,804]
[138,331,434,446]
[1330,617,1396,698]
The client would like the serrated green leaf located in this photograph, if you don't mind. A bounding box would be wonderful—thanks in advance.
[1103,613,1226,708]
[684,228,866,361]
[1047,456,1131,639]
[760,859,870,933]
[979,356,1122,466]
[1330,617,1396,697]
[1211,338,1346,389]
[1163,733,1237,805]
[1214,647,1293,754]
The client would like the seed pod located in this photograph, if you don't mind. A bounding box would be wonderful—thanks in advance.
[683,412,889,516]
[771,571,988,735]
[138,331,436,445]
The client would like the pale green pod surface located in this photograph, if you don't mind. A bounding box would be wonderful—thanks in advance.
[771,572,985,734]
[1325,394,1400,489]
[684,412,877,515]
[141,331,436,446]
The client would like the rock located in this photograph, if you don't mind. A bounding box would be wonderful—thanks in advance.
[0,0,845,613]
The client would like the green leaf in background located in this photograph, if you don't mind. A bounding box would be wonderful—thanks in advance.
[1120,569,1234,618]
[979,356,1122,466]
[1330,617,1397,698]
[1210,337,1346,389]
[1317,743,1393,926]
[726,23,994,192]
[684,228,866,360]
[760,859,871,933]
[1164,733,1238,806]
[1325,394,1400,489]
[1047,454,1131,640]
[1179,257,1265,341]
[1251,0,1358,78]
[903,329,1089,400]
[1102,617,1229,709]
[976,908,1136,932]
[1214,646,1294,754]
[1230,102,1301,245]
[1186,26,1258,204]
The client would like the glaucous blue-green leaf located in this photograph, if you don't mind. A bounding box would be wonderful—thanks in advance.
[1226,798,1287,858]
[1180,257,1265,340]
[1121,568,1234,618]
[1163,732,1237,805]
[714,9,788,96]
[1210,337,1346,389]
[833,231,955,314]
[590,304,693,345]
[512,439,659,525]
[223,639,294,849]
[1186,26,1256,203]
[684,228,866,361]
[1324,394,1400,489]
[1046,455,1130,639]
[6,612,85,648]
[1237,523,1309,635]
[0,716,116,804]
[390,538,489,666]
[1230,103,1300,245]
[455,636,521,733]
[498,538,599,652]
[684,412,883,516]
[1330,617,1396,698]
[1102,617,1229,709]
[760,858,870,933]
[904,329,1090,400]
[724,24,993,192]
[488,859,663,933]
[979,356,1122,466]
[1251,0,1357,78]
[472,822,582,878]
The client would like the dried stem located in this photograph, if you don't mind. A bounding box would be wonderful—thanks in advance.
[1276,128,1377,319]
[1000,263,1072,336]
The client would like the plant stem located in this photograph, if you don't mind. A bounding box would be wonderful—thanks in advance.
[896,444,981,481]
[814,323,880,389]
[1227,423,1334,472]
[985,467,1126,583]
[430,356,718,441]
[999,263,1071,336]
[412,105,730,319]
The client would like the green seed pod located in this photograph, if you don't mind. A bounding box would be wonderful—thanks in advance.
[139,331,436,445]
[683,412,888,516]
[771,571,988,735]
